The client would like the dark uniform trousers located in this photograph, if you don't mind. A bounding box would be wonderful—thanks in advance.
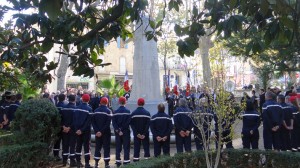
[62,131,76,161]
[175,131,191,153]
[153,136,170,157]
[281,128,292,151]
[215,130,234,149]
[133,134,150,161]
[263,129,281,150]
[194,128,210,151]
[291,127,300,151]
[75,130,91,164]
[242,130,259,149]
[94,132,111,164]
[115,130,130,166]
[53,131,62,157]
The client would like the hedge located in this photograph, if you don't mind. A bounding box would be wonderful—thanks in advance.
[0,142,50,168]
[124,149,300,168]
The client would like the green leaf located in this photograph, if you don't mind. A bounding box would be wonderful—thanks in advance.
[229,0,237,9]
[46,61,58,71]
[149,20,155,29]
[91,51,98,62]
[39,0,62,21]
[156,20,163,28]
[192,6,198,16]
[41,41,53,53]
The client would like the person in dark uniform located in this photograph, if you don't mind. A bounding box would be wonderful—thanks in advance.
[192,97,214,150]
[3,93,22,130]
[60,94,77,167]
[173,98,193,153]
[74,94,93,168]
[289,96,300,152]
[130,98,151,162]
[53,94,66,161]
[166,92,175,117]
[241,100,260,149]
[262,91,283,151]
[92,97,112,168]
[0,91,11,129]
[259,89,266,113]
[112,97,131,167]
[214,93,236,149]
[278,94,294,151]
[150,103,173,157]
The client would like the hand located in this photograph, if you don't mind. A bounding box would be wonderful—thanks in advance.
[185,131,190,136]
[76,130,82,135]
[156,136,162,142]
[289,126,293,130]
[0,124,3,129]
[137,134,142,139]
[271,126,279,132]
[96,132,102,137]
[250,130,253,135]
[119,131,123,136]
[3,120,8,125]
[62,126,69,133]
[179,131,186,137]
[140,135,145,139]
[162,136,167,141]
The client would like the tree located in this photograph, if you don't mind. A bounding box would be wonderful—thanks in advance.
[97,76,125,97]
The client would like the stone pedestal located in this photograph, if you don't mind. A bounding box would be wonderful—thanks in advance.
[126,17,167,116]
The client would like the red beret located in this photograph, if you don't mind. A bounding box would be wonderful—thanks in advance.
[297,94,300,99]
[100,97,108,105]
[119,96,126,104]
[289,96,297,102]
[137,98,145,106]
[81,94,90,102]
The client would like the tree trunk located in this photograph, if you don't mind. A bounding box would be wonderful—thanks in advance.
[199,36,213,88]
[56,53,68,91]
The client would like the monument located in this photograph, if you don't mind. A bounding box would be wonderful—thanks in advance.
[126,17,167,116]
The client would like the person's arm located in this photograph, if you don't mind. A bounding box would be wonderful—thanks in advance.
[80,113,92,132]
[130,114,137,135]
[150,117,157,138]
[100,112,112,133]
[91,112,99,133]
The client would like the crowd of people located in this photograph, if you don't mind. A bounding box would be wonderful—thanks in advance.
[0,85,300,168]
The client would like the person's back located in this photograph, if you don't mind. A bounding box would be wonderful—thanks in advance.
[150,103,173,157]
[112,97,131,167]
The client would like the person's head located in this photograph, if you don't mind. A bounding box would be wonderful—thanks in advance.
[119,96,126,105]
[81,94,90,103]
[252,90,256,95]
[137,98,145,106]
[245,100,254,111]
[243,92,249,97]
[58,94,66,102]
[199,97,208,107]
[43,93,50,98]
[265,91,276,100]
[277,94,285,103]
[68,94,76,103]
[179,98,187,107]
[10,95,16,103]
[260,89,265,94]
[100,97,108,106]
[157,103,165,113]
[291,86,295,90]
[16,93,22,101]
[113,93,117,98]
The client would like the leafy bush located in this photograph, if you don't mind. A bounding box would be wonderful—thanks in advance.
[0,142,50,168]
[13,98,61,145]
[124,149,300,168]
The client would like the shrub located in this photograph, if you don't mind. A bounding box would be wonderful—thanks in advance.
[124,149,300,168]
[13,98,61,145]
[0,142,50,168]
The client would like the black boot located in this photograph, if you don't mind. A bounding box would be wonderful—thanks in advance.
[70,159,77,167]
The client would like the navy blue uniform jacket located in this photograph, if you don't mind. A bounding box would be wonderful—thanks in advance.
[61,102,76,128]
[130,107,151,136]
[241,110,260,135]
[5,101,21,122]
[74,103,93,132]
[262,100,283,130]
[150,112,173,138]
[281,103,293,127]
[173,106,193,132]
[112,106,131,132]
[92,105,112,134]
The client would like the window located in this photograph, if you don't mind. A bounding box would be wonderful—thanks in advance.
[120,57,126,74]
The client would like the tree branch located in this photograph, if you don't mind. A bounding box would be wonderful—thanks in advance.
[74,0,125,45]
